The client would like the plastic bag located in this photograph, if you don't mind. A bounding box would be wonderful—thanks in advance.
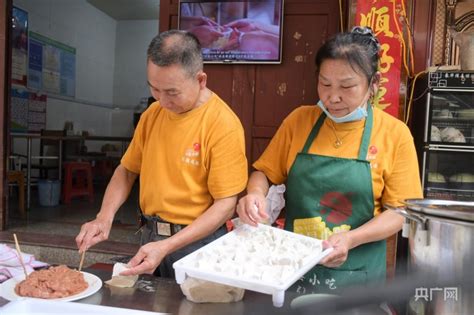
[264,184,286,224]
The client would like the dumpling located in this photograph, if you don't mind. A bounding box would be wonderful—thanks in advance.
[440,127,465,143]
[428,172,445,183]
[449,173,474,183]
[448,173,474,189]
[430,125,441,141]
[435,109,453,118]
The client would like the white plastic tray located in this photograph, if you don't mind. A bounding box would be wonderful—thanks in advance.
[173,223,332,307]
[0,299,171,315]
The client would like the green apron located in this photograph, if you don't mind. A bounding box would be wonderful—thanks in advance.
[285,105,386,294]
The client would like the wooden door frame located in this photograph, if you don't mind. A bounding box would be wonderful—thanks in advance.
[1,0,12,230]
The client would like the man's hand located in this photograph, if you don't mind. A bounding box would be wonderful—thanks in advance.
[121,241,170,276]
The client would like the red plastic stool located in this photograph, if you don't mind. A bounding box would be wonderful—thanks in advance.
[62,161,94,204]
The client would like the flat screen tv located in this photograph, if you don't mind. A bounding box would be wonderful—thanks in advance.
[178,0,284,64]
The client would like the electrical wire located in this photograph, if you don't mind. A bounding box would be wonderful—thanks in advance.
[391,0,412,78]
[400,0,415,74]
[339,0,344,32]
[405,70,428,124]
[412,87,430,102]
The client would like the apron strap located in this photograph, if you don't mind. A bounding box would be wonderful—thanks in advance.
[302,113,326,153]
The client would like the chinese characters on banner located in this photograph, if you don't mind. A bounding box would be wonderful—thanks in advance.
[355,0,404,118]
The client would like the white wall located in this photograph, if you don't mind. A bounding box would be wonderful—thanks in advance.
[11,0,158,154]
[13,0,117,137]
[114,20,157,108]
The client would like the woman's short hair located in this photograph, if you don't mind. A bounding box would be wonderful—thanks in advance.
[147,30,203,77]
[315,26,380,84]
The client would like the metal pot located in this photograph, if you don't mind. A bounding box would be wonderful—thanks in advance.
[386,199,474,315]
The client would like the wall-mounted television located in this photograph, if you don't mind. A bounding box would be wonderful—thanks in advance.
[178,0,284,64]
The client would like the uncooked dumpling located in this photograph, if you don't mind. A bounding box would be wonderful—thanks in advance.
[105,263,138,288]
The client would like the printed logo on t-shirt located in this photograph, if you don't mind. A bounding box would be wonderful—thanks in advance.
[181,142,201,166]
[367,145,378,169]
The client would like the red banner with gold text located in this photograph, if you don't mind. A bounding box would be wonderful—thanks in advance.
[355,0,403,118]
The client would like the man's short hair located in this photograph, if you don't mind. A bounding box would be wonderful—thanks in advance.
[147,30,203,77]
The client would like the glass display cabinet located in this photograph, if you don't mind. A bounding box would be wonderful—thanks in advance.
[411,70,474,201]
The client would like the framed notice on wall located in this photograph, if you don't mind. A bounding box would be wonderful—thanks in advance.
[11,6,28,87]
[28,31,76,97]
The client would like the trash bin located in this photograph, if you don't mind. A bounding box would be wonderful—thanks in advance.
[38,179,61,207]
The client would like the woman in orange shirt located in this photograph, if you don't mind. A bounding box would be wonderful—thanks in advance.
[237,27,422,293]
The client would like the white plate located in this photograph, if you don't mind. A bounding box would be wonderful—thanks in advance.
[0,271,102,302]
[290,293,339,309]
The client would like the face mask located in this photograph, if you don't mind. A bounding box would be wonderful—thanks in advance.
[317,100,368,123]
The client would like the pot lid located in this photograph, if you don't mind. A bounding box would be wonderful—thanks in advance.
[403,199,474,222]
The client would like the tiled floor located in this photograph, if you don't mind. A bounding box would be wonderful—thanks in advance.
[7,183,140,243]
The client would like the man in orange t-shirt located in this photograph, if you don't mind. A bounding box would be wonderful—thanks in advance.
[76,30,247,278]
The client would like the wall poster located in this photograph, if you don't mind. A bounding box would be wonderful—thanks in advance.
[28,92,47,133]
[11,88,29,132]
[11,88,47,133]
[11,6,28,87]
[28,31,76,97]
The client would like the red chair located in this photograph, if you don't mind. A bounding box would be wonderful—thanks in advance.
[62,161,94,204]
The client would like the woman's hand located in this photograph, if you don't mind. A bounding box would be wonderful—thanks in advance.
[236,193,268,226]
[188,25,225,47]
[319,231,353,268]
[224,19,279,35]
[121,241,170,276]
[224,19,261,33]
[180,16,218,29]
[75,217,113,253]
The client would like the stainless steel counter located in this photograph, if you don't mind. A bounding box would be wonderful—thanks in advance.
[0,268,297,314]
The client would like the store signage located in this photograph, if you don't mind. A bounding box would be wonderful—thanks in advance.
[355,0,404,118]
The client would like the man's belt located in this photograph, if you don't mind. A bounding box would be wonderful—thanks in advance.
[141,214,186,237]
